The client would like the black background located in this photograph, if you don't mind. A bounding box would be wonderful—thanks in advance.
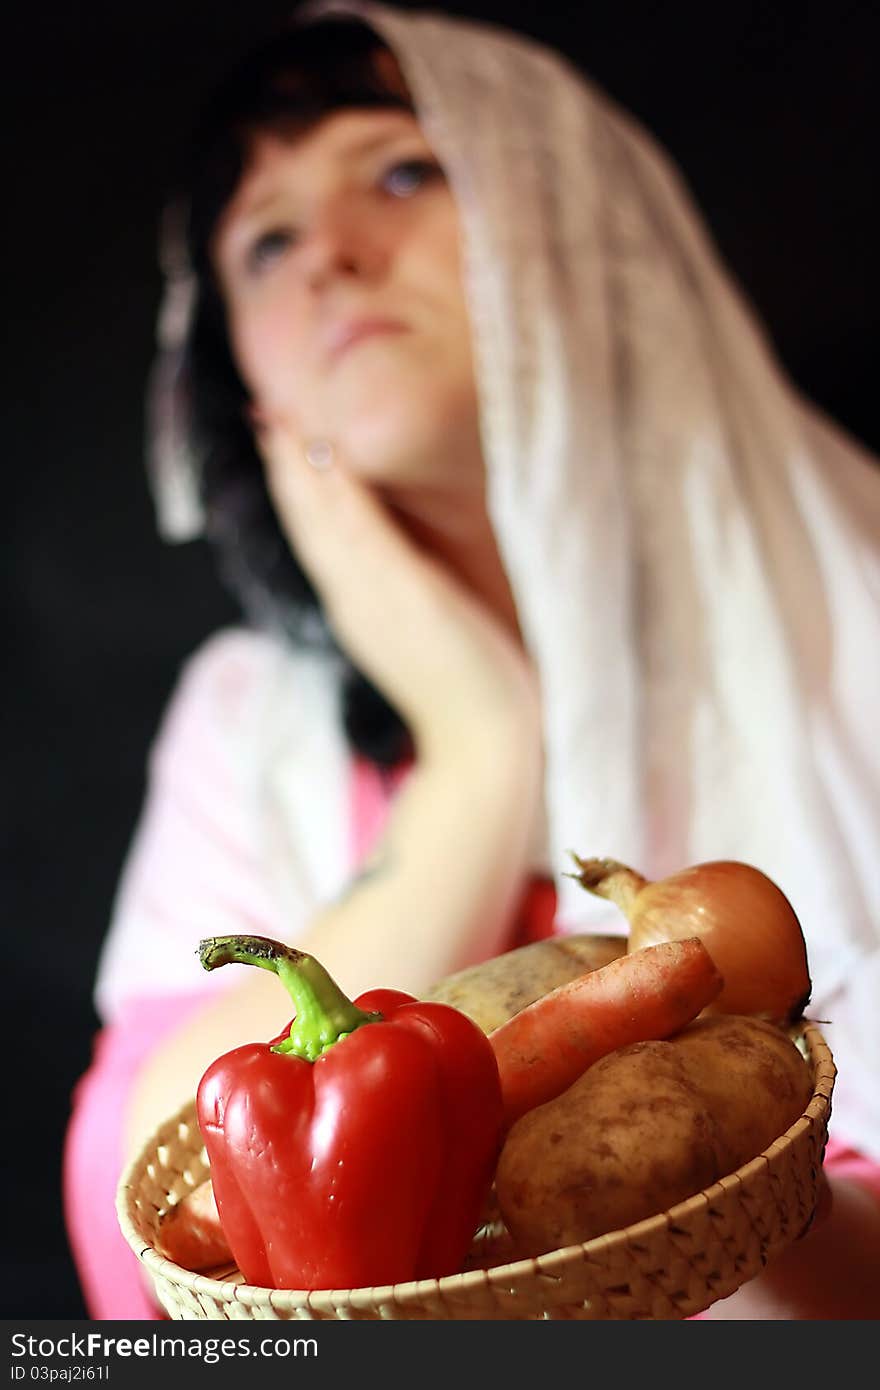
[6,0,878,1319]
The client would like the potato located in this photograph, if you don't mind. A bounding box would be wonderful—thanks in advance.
[495,1014,813,1257]
[424,933,626,1033]
[495,1041,724,1255]
[668,1014,813,1172]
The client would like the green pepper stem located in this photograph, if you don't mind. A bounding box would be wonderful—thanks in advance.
[197,935,381,1061]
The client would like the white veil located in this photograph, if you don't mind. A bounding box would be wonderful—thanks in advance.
[146,1,880,1155]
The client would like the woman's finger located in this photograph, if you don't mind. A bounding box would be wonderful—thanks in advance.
[258,425,424,603]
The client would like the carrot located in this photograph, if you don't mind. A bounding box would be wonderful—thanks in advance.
[489,936,723,1130]
[155,1177,232,1272]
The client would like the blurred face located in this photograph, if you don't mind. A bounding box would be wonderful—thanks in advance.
[212,109,483,492]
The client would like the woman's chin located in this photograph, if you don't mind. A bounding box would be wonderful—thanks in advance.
[335,399,482,489]
[336,421,444,487]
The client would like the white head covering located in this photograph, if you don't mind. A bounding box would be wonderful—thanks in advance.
[146,1,880,1152]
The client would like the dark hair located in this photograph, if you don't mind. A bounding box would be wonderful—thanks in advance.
[179,18,414,768]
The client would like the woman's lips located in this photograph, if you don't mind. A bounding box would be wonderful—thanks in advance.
[326,318,409,363]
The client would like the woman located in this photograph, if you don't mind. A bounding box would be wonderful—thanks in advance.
[65,2,880,1319]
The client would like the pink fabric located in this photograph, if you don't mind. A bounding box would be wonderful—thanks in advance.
[94,633,295,1025]
[64,990,213,1320]
[823,1136,880,1203]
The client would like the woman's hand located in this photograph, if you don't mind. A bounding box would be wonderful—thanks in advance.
[124,424,547,1156]
[258,423,541,759]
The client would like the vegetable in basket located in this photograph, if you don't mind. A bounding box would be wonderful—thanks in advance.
[568,854,812,1024]
[425,932,626,1032]
[489,936,723,1129]
[495,1012,815,1257]
[162,933,723,1270]
[194,935,504,1291]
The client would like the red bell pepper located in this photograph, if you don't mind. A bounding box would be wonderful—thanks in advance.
[195,934,504,1291]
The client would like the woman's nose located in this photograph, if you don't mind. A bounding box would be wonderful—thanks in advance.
[301,199,389,288]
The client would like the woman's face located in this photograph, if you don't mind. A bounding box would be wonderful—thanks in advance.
[212,108,483,492]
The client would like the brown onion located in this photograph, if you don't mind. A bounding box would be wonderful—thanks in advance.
[568,855,812,1024]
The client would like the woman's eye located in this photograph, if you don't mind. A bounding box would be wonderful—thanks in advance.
[246,228,298,274]
[381,158,443,198]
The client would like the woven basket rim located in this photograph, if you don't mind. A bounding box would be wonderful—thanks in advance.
[116,1018,835,1312]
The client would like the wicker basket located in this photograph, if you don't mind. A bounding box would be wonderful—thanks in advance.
[117,1020,834,1320]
